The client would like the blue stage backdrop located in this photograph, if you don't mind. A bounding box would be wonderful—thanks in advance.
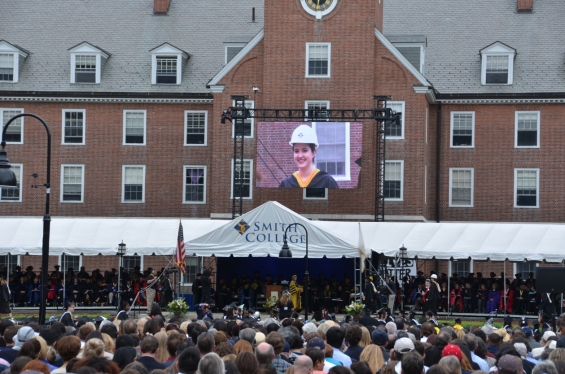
[216,256,355,284]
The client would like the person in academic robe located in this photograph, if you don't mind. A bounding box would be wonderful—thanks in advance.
[279,125,338,189]
[538,292,555,318]
[289,275,303,311]
[486,283,500,313]
[440,282,448,312]
[514,283,527,315]
[527,284,540,315]
[450,283,464,312]
[476,283,488,313]
[60,302,76,327]
[426,275,441,317]
[499,282,515,313]
[200,270,212,304]
[462,281,475,313]
[28,278,41,307]
[0,279,11,314]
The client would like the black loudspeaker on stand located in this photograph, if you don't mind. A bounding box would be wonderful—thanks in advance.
[535,267,565,294]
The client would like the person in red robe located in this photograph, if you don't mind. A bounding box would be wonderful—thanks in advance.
[499,281,515,313]
[450,283,464,312]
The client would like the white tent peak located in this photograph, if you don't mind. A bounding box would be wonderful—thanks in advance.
[186,201,359,258]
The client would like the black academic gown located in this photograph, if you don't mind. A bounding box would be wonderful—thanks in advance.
[279,171,338,188]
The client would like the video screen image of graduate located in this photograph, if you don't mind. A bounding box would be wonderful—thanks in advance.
[256,122,362,189]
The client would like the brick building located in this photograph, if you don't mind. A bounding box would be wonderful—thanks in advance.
[1,0,562,286]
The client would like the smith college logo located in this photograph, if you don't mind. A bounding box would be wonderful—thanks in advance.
[234,220,250,235]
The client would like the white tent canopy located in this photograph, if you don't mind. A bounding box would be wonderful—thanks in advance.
[360,222,565,263]
[185,201,361,258]
[1,201,565,262]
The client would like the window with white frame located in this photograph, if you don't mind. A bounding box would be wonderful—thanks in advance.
[231,159,253,199]
[451,112,474,147]
[150,44,187,85]
[62,110,85,144]
[182,256,202,285]
[69,42,109,84]
[60,165,84,202]
[306,43,330,78]
[232,101,254,138]
[515,261,537,279]
[313,122,350,180]
[384,160,404,201]
[515,111,540,148]
[122,255,141,274]
[0,41,29,83]
[303,188,328,200]
[305,101,330,121]
[123,110,146,145]
[122,165,145,203]
[185,111,207,145]
[0,54,14,82]
[386,101,405,139]
[0,164,22,202]
[0,254,18,275]
[449,168,474,207]
[60,254,80,272]
[1,108,23,143]
[225,44,245,64]
[184,166,206,203]
[515,168,539,208]
[480,42,515,85]
[451,259,471,277]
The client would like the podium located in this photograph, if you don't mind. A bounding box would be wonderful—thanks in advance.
[266,285,283,299]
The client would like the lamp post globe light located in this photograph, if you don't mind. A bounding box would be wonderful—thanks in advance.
[117,241,127,310]
[1,113,52,325]
[279,223,309,321]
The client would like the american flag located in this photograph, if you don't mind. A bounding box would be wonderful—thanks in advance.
[175,220,186,274]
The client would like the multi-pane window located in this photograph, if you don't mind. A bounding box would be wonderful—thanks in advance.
[451,260,471,278]
[184,166,206,203]
[384,161,403,201]
[232,159,252,199]
[515,169,539,208]
[315,122,349,179]
[306,43,330,77]
[515,261,537,280]
[386,101,405,139]
[123,255,141,274]
[1,109,23,143]
[62,110,85,144]
[0,164,21,202]
[305,101,329,121]
[515,111,539,148]
[123,111,146,145]
[156,57,177,84]
[0,54,14,82]
[232,101,254,138]
[182,256,202,285]
[485,55,509,84]
[61,165,84,202]
[185,111,207,145]
[449,168,473,207]
[451,112,474,147]
[0,255,17,276]
[123,166,145,203]
[60,254,80,272]
[74,55,96,83]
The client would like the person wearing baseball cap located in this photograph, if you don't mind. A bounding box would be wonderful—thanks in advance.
[279,124,338,189]
[497,354,523,374]
[392,338,420,374]
[371,329,390,361]
[0,326,35,363]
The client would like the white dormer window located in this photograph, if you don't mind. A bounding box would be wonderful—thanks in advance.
[480,42,516,85]
[150,43,189,85]
[0,40,29,83]
[69,42,110,84]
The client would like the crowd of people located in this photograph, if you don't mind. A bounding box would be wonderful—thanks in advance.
[0,266,174,311]
[0,299,564,374]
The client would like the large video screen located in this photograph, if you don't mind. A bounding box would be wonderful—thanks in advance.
[256,122,362,189]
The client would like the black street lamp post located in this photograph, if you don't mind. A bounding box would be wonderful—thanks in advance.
[279,223,309,321]
[399,244,407,310]
[0,113,51,325]
[117,241,127,310]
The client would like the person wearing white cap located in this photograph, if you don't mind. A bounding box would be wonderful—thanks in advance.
[279,124,338,188]
[425,274,441,317]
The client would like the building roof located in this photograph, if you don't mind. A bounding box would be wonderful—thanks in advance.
[0,0,264,95]
[384,0,565,95]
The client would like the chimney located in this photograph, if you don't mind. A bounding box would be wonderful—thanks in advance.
[154,0,170,14]
[517,0,533,12]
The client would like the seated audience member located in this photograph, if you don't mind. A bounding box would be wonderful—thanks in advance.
[198,352,225,374]
[52,336,81,374]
